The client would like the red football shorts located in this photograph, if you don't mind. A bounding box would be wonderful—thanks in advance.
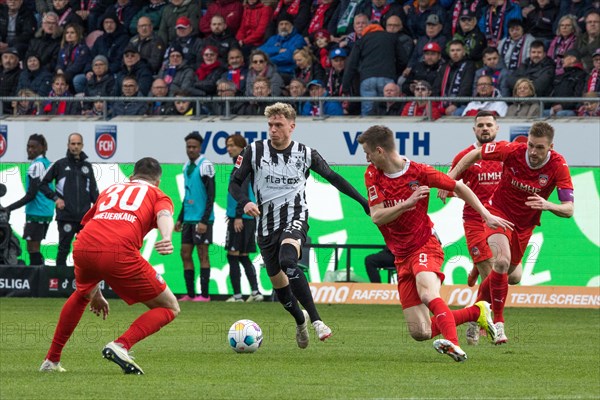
[394,235,445,309]
[484,207,535,266]
[73,248,167,305]
[464,219,493,263]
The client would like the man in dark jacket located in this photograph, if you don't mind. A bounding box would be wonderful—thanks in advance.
[115,45,154,96]
[26,12,62,73]
[203,14,240,65]
[506,39,555,96]
[433,39,476,115]
[0,47,22,113]
[39,133,99,267]
[402,41,445,96]
[546,49,588,116]
[111,76,148,116]
[0,0,37,57]
[129,16,166,75]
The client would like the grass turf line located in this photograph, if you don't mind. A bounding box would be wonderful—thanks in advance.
[0,298,599,399]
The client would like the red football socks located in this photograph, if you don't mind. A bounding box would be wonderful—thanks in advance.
[46,290,89,362]
[490,270,508,323]
[428,297,458,345]
[476,274,491,303]
[116,308,175,350]
[430,304,479,339]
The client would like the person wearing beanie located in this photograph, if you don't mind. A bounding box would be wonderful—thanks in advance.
[259,16,306,77]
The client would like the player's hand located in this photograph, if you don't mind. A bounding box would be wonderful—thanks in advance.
[174,221,183,232]
[89,292,109,320]
[196,222,207,234]
[55,198,65,210]
[234,218,243,232]
[525,193,550,210]
[244,202,260,217]
[155,239,173,254]
[437,189,449,204]
[483,213,514,231]
[405,186,429,209]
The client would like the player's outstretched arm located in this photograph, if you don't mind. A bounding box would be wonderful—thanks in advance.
[447,148,482,181]
[88,283,109,320]
[453,181,514,230]
[155,209,174,255]
[370,186,429,226]
[525,193,574,218]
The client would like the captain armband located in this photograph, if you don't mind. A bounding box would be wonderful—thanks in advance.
[557,188,574,203]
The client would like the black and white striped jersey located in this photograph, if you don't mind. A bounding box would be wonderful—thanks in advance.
[230,139,370,238]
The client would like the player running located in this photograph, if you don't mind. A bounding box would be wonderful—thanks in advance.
[358,125,513,362]
[40,157,179,374]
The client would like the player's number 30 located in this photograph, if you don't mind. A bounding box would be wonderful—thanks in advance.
[97,184,149,212]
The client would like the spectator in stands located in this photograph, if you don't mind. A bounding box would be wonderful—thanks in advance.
[70,0,101,32]
[451,8,486,66]
[111,76,148,117]
[0,0,37,57]
[555,0,589,33]
[342,23,406,115]
[129,16,167,75]
[548,14,581,75]
[473,47,510,96]
[300,79,343,116]
[522,0,558,42]
[17,54,53,96]
[433,39,475,116]
[497,19,535,71]
[506,39,555,96]
[236,0,273,58]
[51,0,84,29]
[221,47,248,95]
[211,79,243,115]
[402,41,445,97]
[462,74,508,116]
[259,15,306,79]
[370,82,404,116]
[239,76,274,115]
[82,98,106,117]
[478,0,522,47]
[115,45,154,96]
[55,23,91,93]
[193,45,227,96]
[147,78,172,115]
[576,10,600,71]
[448,0,486,37]
[12,88,40,115]
[166,16,204,69]
[304,0,339,37]
[293,47,326,85]
[158,0,200,44]
[267,0,311,38]
[245,49,285,96]
[385,15,414,65]
[83,55,116,100]
[167,89,199,116]
[101,0,140,34]
[27,12,62,74]
[401,80,441,120]
[200,0,244,37]
[337,13,368,53]
[327,0,361,38]
[88,13,130,76]
[203,14,240,64]
[585,48,600,93]
[42,73,81,115]
[0,48,22,114]
[577,91,600,116]
[310,29,335,70]
[288,77,307,111]
[405,0,445,39]
[545,49,587,116]
[505,77,540,117]
[364,246,395,283]
[406,14,448,72]
[325,47,346,98]
[128,0,167,35]
[159,44,197,95]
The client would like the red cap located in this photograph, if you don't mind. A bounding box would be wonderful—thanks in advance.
[176,16,191,29]
[423,42,441,53]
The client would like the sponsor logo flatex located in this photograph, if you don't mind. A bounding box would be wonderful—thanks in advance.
[0,279,31,290]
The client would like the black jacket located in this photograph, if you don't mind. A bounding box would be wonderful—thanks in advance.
[27,31,62,73]
[40,151,99,222]
[0,5,37,53]
[507,56,555,97]
[550,64,588,110]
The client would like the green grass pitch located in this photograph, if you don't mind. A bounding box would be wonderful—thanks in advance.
[1,298,599,399]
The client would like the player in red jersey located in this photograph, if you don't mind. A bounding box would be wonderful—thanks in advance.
[358,125,513,362]
[448,121,574,345]
[40,158,179,375]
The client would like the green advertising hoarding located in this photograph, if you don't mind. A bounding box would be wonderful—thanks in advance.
[1,163,598,295]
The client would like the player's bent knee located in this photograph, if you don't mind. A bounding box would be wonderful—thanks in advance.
[279,243,299,271]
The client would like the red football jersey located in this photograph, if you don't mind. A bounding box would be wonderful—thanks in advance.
[482,141,574,229]
[452,144,503,222]
[365,159,457,258]
[76,180,174,251]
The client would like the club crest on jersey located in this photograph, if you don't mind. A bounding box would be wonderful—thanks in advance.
[95,125,117,159]
[368,185,378,201]
[409,181,419,190]
[471,246,480,257]
[538,174,548,187]
[295,158,303,170]
[235,155,243,168]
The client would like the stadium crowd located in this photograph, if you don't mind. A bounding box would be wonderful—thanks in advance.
[1,0,599,117]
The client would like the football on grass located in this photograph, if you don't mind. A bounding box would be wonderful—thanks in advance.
[228,319,263,353]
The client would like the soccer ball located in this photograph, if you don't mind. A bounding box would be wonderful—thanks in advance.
[228,319,263,353]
